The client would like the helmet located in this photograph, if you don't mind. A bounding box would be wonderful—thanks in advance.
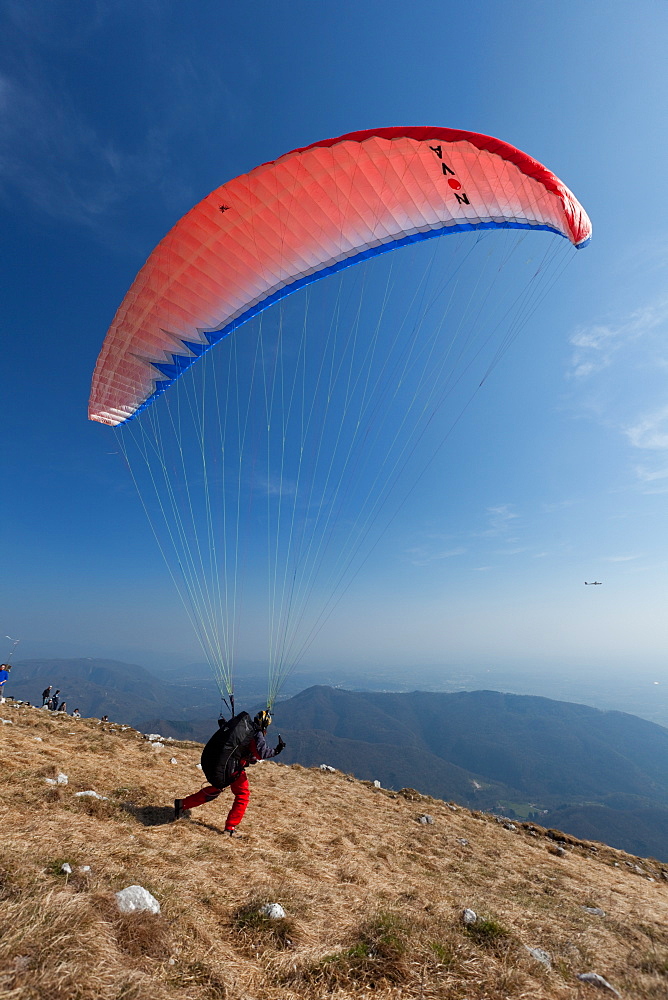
[254,709,272,731]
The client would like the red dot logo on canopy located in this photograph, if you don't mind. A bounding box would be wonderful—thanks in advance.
[447,178,462,191]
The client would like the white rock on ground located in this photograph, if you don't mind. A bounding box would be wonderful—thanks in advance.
[526,947,551,968]
[462,909,477,925]
[116,885,161,914]
[151,742,165,751]
[319,764,336,772]
[259,903,286,920]
[373,780,381,787]
[170,757,178,764]
[75,790,108,800]
[577,972,621,996]
[61,863,72,875]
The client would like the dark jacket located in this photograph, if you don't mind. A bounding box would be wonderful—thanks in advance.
[241,729,279,766]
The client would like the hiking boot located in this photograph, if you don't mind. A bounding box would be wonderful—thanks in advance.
[174,799,191,820]
[225,827,243,838]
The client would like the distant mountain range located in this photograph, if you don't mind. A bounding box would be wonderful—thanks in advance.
[267,686,668,861]
[6,658,214,725]
[8,659,668,860]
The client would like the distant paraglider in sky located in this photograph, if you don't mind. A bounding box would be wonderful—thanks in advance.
[4,636,21,661]
[584,581,602,585]
[89,127,591,708]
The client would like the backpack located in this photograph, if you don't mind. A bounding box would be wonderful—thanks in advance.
[200,711,258,789]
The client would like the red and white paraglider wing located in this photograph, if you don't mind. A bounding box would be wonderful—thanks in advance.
[89,127,591,427]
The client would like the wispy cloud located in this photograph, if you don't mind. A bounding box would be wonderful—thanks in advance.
[603,554,641,563]
[625,406,668,451]
[632,463,668,495]
[542,499,576,513]
[623,408,668,494]
[569,300,668,380]
[406,545,466,567]
[481,504,519,537]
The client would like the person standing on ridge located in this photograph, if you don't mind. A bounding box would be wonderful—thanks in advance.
[174,709,286,836]
[0,665,10,704]
[42,684,52,706]
[49,690,61,711]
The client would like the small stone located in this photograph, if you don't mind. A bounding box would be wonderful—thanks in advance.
[418,814,434,824]
[555,847,567,857]
[170,757,178,764]
[373,780,381,788]
[583,906,605,916]
[56,773,68,785]
[75,790,108,800]
[319,764,336,772]
[33,737,43,741]
[80,865,91,872]
[44,778,57,785]
[576,972,621,996]
[116,885,161,914]
[526,946,551,968]
[456,838,469,846]
[503,822,517,831]
[151,742,164,751]
[196,763,203,770]
[61,863,72,874]
[1,719,13,724]
[259,902,286,919]
[462,908,477,925]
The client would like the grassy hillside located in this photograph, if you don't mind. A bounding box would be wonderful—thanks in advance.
[268,686,668,860]
[3,703,668,999]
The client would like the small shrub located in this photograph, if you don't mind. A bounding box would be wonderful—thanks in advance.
[233,898,297,950]
[429,940,456,968]
[305,911,412,987]
[465,916,512,951]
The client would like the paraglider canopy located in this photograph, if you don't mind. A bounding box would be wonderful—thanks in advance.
[89,127,591,427]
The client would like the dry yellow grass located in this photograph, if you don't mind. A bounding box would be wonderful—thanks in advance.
[2,701,668,999]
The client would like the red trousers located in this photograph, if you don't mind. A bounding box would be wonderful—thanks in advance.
[182,771,250,831]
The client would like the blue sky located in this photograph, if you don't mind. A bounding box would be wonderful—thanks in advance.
[2,1,668,693]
